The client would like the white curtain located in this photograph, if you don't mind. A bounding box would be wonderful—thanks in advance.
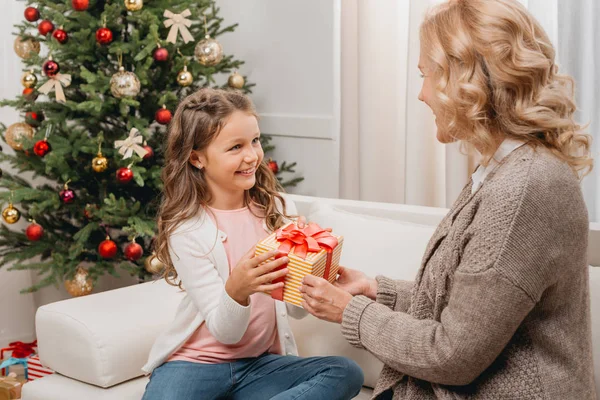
[554,0,600,223]
[340,0,469,208]
[340,0,599,219]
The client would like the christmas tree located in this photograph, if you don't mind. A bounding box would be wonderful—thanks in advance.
[0,0,303,295]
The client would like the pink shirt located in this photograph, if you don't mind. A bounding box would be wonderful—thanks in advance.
[168,205,281,364]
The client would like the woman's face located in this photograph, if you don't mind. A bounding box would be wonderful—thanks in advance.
[418,47,455,144]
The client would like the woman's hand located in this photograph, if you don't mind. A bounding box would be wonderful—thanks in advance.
[225,248,289,306]
[334,266,378,299]
[300,274,353,323]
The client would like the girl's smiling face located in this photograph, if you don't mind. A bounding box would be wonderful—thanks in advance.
[189,110,264,205]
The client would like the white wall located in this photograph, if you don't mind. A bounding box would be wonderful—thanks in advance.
[217,0,342,198]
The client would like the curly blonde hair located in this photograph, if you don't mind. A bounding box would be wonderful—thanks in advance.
[155,88,291,287]
[420,0,593,177]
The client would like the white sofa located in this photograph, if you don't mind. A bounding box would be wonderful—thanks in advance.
[21,194,600,399]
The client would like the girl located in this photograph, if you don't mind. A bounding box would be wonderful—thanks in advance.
[141,88,364,400]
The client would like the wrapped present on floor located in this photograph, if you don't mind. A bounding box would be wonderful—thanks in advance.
[0,341,36,378]
[0,359,27,382]
[26,356,53,381]
[255,222,343,307]
[0,372,26,400]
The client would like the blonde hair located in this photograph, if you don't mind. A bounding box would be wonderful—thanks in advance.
[155,88,291,287]
[420,0,593,177]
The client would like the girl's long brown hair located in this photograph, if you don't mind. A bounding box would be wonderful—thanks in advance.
[155,88,291,287]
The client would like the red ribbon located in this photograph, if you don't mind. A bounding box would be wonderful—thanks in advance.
[1,341,37,360]
[270,222,338,301]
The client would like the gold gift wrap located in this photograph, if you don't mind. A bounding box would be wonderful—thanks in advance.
[0,374,25,400]
[255,222,344,307]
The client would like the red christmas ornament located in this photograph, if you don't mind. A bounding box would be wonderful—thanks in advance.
[43,59,60,77]
[23,88,38,101]
[26,111,44,127]
[96,27,113,45]
[38,20,55,36]
[26,223,44,241]
[155,105,172,125]
[34,139,51,157]
[124,241,143,261]
[59,182,76,204]
[153,46,169,62]
[116,167,134,184]
[53,28,68,44]
[24,7,40,22]
[143,145,154,160]
[98,237,118,259]
[268,159,279,174]
[71,0,89,11]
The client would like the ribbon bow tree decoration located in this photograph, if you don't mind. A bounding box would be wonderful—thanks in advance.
[163,9,194,44]
[38,74,71,104]
[114,128,148,159]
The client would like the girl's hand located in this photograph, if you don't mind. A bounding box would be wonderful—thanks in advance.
[225,248,289,306]
[334,266,377,299]
[300,274,353,324]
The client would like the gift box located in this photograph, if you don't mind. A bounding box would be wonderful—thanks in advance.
[0,373,26,400]
[255,222,343,307]
[0,341,36,378]
[0,358,27,382]
[1,341,37,380]
[26,356,53,381]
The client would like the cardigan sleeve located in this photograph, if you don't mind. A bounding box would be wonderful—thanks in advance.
[169,226,252,345]
[375,276,413,311]
[341,269,535,386]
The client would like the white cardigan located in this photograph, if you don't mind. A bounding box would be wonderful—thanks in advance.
[142,196,307,374]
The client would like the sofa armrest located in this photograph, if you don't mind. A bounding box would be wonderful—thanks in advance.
[36,279,183,388]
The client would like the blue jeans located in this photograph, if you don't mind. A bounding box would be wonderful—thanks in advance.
[141,353,364,400]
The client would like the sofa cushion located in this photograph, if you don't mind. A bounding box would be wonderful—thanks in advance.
[35,280,184,388]
[289,202,437,388]
[21,373,374,400]
[22,374,149,400]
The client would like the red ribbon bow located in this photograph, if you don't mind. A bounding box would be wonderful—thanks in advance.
[1,341,37,360]
[275,223,338,261]
[270,222,339,301]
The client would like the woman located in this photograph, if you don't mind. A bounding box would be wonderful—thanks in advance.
[300,0,595,399]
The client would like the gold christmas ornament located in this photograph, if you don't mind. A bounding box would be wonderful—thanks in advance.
[14,36,40,59]
[92,141,108,172]
[2,203,21,224]
[5,122,34,151]
[144,253,165,275]
[194,35,223,66]
[92,153,108,172]
[64,267,93,297]
[110,66,141,98]
[124,0,143,11]
[176,65,193,87]
[228,71,245,89]
[21,70,38,88]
